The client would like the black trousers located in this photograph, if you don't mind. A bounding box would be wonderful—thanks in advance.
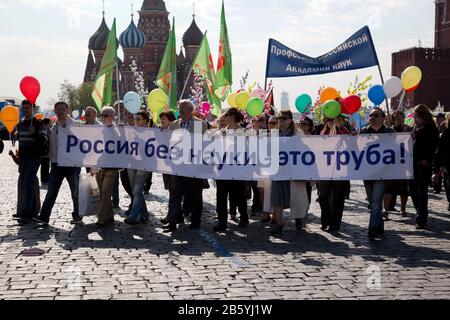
[216,180,248,227]
[319,181,348,231]
[40,157,50,184]
[250,181,262,211]
[144,172,153,193]
[409,167,432,226]
[168,176,203,226]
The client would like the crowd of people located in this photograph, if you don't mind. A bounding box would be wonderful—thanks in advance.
[1,99,449,241]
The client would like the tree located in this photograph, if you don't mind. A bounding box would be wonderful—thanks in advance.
[57,80,96,114]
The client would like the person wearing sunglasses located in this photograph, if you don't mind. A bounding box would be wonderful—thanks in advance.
[270,110,298,235]
[359,107,395,240]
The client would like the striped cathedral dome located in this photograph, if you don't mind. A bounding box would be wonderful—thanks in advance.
[120,17,146,49]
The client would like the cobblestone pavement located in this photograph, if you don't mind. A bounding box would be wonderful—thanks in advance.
[0,144,449,300]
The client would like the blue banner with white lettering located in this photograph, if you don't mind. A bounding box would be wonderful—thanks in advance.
[266,26,379,78]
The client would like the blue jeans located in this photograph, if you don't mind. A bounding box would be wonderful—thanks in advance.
[364,180,386,235]
[18,157,41,220]
[127,169,149,222]
[409,167,432,226]
[39,164,81,223]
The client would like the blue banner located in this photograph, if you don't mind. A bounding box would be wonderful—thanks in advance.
[266,26,379,78]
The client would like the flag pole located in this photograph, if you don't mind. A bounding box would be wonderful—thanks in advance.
[180,68,193,99]
[116,61,121,123]
[367,27,390,116]
[264,39,271,91]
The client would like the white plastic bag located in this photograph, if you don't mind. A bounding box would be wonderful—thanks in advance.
[78,174,100,217]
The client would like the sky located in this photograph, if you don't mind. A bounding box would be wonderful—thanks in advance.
[0,0,434,112]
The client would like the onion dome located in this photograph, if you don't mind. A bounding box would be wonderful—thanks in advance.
[120,16,146,49]
[89,16,110,50]
[142,0,167,11]
[183,16,203,46]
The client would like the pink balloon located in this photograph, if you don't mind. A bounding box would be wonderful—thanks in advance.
[202,102,211,112]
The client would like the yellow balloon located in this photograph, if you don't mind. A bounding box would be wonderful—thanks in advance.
[227,93,238,108]
[235,91,250,110]
[0,106,20,133]
[401,66,422,91]
[147,89,168,113]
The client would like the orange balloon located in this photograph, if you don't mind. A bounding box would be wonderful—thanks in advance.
[320,87,340,104]
[0,106,20,132]
[35,114,44,120]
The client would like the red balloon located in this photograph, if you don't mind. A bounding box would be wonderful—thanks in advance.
[20,76,41,104]
[342,95,362,114]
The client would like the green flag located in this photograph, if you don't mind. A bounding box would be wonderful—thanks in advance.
[192,34,221,116]
[92,19,118,110]
[214,0,232,101]
[156,18,177,110]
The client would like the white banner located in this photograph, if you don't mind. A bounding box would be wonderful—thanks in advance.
[57,126,413,181]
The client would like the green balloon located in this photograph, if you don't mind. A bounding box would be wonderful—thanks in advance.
[322,100,342,119]
[246,98,264,117]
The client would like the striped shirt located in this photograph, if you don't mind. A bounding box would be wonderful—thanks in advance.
[17,118,48,159]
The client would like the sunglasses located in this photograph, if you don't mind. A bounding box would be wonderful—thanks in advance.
[369,114,380,118]
[101,114,112,118]
[278,116,289,121]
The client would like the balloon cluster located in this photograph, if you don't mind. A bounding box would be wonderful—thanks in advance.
[227,89,265,117]
[367,66,422,106]
[307,87,363,120]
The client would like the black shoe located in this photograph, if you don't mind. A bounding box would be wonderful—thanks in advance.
[321,225,328,231]
[270,224,283,235]
[18,218,32,225]
[238,220,249,228]
[177,216,185,224]
[95,219,114,228]
[230,215,239,223]
[188,224,200,230]
[160,218,169,225]
[447,204,450,212]
[163,223,177,233]
[213,225,227,232]
[32,217,49,225]
[144,190,150,195]
[70,218,84,225]
[295,219,303,231]
[12,214,21,220]
[261,217,271,224]
[124,218,139,226]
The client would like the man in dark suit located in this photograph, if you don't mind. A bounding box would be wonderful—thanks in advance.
[163,100,208,233]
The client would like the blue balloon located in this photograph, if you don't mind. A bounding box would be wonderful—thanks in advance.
[123,91,141,114]
[368,85,386,106]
